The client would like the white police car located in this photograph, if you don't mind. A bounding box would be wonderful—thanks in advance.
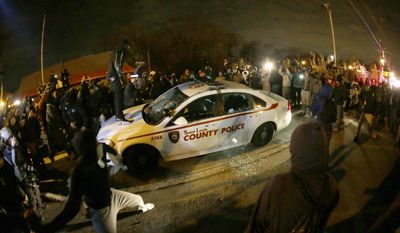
[97,80,291,171]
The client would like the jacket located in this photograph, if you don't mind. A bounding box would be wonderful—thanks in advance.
[311,83,333,122]
[361,86,377,115]
[106,46,128,81]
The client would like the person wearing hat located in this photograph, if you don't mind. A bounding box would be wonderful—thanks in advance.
[106,39,144,124]
[36,130,154,233]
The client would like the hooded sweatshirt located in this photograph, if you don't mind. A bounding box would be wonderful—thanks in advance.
[246,122,339,233]
[311,83,334,122]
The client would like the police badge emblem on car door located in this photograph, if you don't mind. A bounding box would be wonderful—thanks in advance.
[168,131,180,143]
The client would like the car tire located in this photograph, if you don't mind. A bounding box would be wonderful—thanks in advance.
[124,146,159,173]
[251,122,275,146]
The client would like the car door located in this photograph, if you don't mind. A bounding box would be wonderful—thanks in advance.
[218,92,258,150]
[161,94,222,160]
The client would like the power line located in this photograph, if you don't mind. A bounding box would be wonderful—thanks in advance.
[347,0,382,53]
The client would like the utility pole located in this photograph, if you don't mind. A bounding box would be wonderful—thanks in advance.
[40,14,46,84]
[0,62,3,103]
[375,17,385,82]
[0,72,3,104]
[322,3,337,66]
[147,49,151,73]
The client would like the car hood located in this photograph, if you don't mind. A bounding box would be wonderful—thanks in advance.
[97,104,147,143]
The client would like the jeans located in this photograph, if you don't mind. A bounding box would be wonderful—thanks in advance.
[334,104,344,129]
[355,111,376,138]
[282,86,290,100]
[109,78,124,120]
[88,188,146,233]
[301,90,311,115]
[292,87,302,106]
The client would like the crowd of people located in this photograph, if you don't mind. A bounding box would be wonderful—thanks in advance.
[1,39,400,232]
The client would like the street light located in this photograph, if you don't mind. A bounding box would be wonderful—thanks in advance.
[322,3,337,66]
[13,99,21,106]
[263,62,273,72]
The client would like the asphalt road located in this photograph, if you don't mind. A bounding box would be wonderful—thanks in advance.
[39,111,400,233]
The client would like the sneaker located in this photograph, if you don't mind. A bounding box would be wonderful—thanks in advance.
[140,203,155,213]
[353,136,360,144]
[118,120,131,125]
[116,117,132,125]
[115,117,124,121]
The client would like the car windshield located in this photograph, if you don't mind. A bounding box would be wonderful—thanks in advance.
[143,86,189,125]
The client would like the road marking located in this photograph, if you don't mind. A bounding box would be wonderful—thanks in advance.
[43,152,68,164]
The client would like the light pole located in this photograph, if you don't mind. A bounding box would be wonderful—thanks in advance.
[40,14,46,84]
[377,17,385,82]
[322,3,337,66]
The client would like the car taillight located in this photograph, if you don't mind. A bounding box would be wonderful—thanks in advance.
[287,101,291,112]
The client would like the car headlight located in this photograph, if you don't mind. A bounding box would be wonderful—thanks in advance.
[100,139,115,147]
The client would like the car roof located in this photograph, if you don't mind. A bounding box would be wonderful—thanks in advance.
[178,80,252,97]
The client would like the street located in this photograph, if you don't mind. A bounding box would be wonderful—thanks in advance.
[2,1,399,233]
[39,111,400,233]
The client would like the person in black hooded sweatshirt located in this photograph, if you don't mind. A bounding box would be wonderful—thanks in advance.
[37,130,154,233]
[246,121,339,233]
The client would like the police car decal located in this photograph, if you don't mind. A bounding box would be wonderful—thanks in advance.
[183,128,218,141]
[151,135,162,141]
[116,103,278,143]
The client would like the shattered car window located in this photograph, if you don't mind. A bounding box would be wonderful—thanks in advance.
[143,86,189,125]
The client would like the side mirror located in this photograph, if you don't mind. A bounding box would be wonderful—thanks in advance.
[174,116,188,125]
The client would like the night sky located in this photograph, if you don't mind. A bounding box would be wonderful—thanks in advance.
[1,0,400,92]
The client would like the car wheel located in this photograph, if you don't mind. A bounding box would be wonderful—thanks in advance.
[251,122,275,146]
[124,146,159,173]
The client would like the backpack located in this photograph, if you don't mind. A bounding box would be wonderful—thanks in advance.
[321,97,337,123]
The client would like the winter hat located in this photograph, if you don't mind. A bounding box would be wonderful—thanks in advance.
[290,122,328,173]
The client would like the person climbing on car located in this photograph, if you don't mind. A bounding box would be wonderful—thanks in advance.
[106,39,144,124]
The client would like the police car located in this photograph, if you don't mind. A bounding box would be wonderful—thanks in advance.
[97,80,291,171]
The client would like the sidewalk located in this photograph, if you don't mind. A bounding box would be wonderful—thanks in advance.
[326,113,400,232]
